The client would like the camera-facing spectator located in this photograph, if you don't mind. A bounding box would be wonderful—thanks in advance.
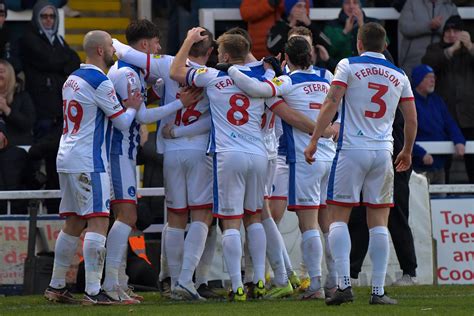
[0,59,35,213]
[398,0,458,77]
[411,64,465,184]
[323,0,381,63]
[422,15,474,183]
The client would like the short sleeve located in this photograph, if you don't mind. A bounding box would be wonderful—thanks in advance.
[114,68,141,101]
[187,67,217,87]
[95,79,124,119]
[332,58,350,88]
[399,75,415,103]
[265,96,285,111]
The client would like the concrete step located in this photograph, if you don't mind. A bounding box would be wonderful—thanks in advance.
[66,33,126,46]
[65,17,129,30]
[68,1,120,12]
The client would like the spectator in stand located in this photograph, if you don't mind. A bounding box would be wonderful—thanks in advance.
[422,15,474,183]
[265,1,332,60]
[398,0,458,78]
[0,114,6,149]
[0,59,35,214]
[0,1,22,73]
[411,64,465,184]
[6,0,80,17]
[240,0,285,59]
[20,0,80,212]
[323,0,381,63]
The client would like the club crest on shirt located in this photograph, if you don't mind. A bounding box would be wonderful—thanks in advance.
[107,88,118,103]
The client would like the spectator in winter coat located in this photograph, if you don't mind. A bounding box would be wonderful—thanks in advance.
[411,64,465,184]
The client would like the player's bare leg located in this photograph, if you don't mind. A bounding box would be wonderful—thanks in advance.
[103,203,140,304]
[366,207,397,305]
[319,206,337,296]
[296,209,324,300]
[243,212,267,298]
[175,209,213,300]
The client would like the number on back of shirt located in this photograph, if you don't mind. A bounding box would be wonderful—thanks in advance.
[63,100,83,134]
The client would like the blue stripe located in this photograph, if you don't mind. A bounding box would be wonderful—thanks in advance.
[212,154,219,214]
[110,155,123,199]
[93,110,105,172]
[110,127,123,155]
[289,72,329,85]
[91,172,103,212]
[105,120,112,160]
[288,163,296,206]
[128,121,138,159]
[278,132,287,156]
[348,56,405,75]
[72,68,107,90]
[282,121,296,163]
[327,150,340,201]
[118,60,141,75]
[208,107,216,154]
[336,98,346,150]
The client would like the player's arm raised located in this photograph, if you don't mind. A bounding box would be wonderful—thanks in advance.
[395,99,417,172]
[304,83,346,164]
[170,27,208,85]
[227,66,277,98]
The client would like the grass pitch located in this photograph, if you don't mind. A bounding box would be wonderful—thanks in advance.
[0,285,473,316]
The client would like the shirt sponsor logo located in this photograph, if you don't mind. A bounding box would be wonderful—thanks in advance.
[229,132,259,143]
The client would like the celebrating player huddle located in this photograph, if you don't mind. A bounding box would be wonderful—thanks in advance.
[44,20,417,306]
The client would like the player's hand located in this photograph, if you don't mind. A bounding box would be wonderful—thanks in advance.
[185,27,208,44]
[422,153,434,165]
[331,122,340,142]
[123,82,143,110]
[214,63,233,72]
[162,123,175,139]
[394,149,412,172]
[0,132,7,150]
[455,143,465,157]
[459,31,473,50]
[179,86,203,108]
[263,56,283,77]
[304,140,318,165]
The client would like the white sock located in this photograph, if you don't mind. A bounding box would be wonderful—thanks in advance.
[50,230,79,289]
[278,223,294,276]
[83,232,107,296]
[118,243,129,290]
[195,225,217,287]
[262,218,287,286]
[222,229,243,292]
[243,241,254,284]
[246,223,266,284]
[302,230,323,291]
[103,221,131,291]
[179,221,208,285]
[165,226,184,287]
[323,232,337,288]
[329,222,351,290]
[369,226,389,296]
[159,223,169,281]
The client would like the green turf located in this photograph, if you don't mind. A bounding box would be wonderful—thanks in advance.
[0,285,473,316]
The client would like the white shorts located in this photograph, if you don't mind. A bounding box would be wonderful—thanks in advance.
[59,172,111,218]
[287,160,332,211]
[212,151,267,219]
[269,155,288,201]
[109,154,137,205]
[264,158,277,199]
[163,149,213,212]
[327,149,394,207]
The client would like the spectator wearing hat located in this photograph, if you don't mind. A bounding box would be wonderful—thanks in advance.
[398,0,458,78]
[411,64,465,184]
[422,15,474,183]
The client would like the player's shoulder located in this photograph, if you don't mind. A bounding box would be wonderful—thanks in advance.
[151,54,174,62]
[71,65,109,90]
